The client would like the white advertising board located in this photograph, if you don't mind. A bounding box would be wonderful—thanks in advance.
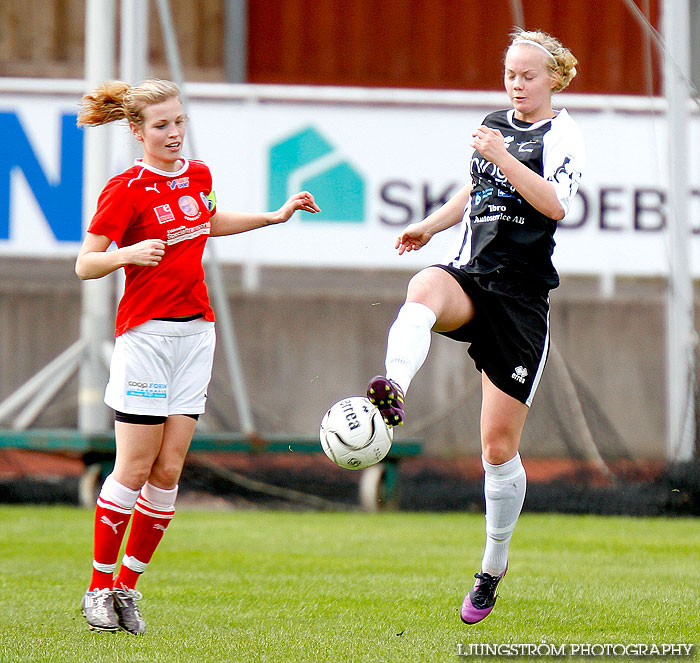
[0,80,698,276]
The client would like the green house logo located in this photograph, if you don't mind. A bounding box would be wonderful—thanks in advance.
[268,126,365,223]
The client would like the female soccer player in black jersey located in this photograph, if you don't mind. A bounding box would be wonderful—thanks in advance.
[367,28,584,624]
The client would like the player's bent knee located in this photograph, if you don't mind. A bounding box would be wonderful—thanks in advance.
[112,468,151,491]
[149,463,185,489]
[405,272,436,306]
[406,268,471,323]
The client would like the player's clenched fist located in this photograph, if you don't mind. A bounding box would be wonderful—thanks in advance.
[126,239,166,267]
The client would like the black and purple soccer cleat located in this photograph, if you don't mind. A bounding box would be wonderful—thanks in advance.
[460,566,507,625]
[367,376,405,427]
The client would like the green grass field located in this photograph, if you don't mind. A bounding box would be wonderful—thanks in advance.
[0,506,698,662]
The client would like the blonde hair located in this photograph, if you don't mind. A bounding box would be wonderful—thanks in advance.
[507,29,578,93]
[77,79,181,127]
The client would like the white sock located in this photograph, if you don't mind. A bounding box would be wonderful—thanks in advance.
[98,473,140,511]
[384,302,437,394]
[480,453,526,576]
[141,481,179,509]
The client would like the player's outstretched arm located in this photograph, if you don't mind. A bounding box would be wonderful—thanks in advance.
[396,183,471,255]
[75,233,165,279]
[209,191,320,237]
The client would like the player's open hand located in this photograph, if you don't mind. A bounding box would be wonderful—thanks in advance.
[471,125,508,163]
[396,222,432,255]
[126,239,166,267]
[271,191,321,224]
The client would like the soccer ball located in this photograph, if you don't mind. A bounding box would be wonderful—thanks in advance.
[319,396,393,470]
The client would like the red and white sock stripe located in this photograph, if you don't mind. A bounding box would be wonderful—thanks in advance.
[90,474,140,590]
[114,483,178,588]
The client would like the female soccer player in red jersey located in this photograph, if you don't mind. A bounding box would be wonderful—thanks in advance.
[75,79,319,634]
[366,29,584,624]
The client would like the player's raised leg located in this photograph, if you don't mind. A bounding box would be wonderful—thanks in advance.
[368,267,473,425]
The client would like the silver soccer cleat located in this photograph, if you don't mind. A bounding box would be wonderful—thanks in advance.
[81,588,119,632]
[113,587,146,635]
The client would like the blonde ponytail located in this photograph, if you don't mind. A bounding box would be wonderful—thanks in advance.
[77,80,131,127]
[77,79,181,128]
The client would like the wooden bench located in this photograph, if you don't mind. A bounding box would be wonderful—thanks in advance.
[0,429,422,511]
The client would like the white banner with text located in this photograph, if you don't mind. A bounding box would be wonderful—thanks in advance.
[1,81,698,276]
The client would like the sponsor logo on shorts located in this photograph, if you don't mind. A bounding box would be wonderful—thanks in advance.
[511,366,528,384]
[126,381,167,399]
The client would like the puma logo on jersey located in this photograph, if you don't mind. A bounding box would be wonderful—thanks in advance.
[100,515,124,535]
[146,183,159,193]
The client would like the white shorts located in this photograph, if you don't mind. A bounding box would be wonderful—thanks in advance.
[105,318,216,417]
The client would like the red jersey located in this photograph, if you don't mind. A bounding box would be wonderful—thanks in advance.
[88,158,217,336]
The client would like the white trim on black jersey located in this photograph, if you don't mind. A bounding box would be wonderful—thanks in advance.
[448,107,585,290]
[525,300,550,407]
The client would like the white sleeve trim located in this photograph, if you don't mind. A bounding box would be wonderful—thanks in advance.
[543,109,586,216]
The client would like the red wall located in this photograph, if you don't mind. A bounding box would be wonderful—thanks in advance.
[248,0,662,95]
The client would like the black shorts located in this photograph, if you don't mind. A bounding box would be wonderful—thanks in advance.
[433,264,550,406]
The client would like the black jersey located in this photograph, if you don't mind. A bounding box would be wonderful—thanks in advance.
[449,108,585,291]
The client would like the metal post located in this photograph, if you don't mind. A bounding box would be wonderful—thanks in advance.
[120,0,149,160]
[224,0,248,83]
[690,1,700,95]
[79,0,116,434]
[120,0,149,84]
[664,0,695,462]
[156,0,256,436]
[508,0,524,29]
[115,0,150,304]
[0,340,86,426]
